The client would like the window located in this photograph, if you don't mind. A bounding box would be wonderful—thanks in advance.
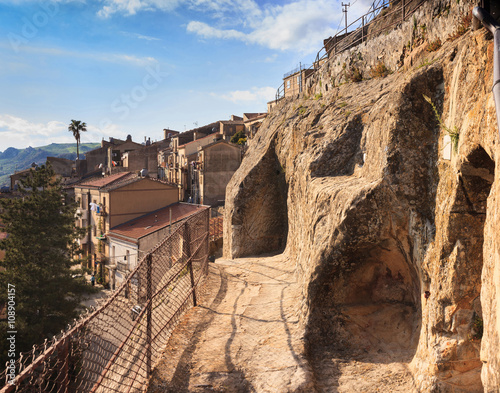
[297,76,300,84]
[287,80,291,89]
[103,197,106,207]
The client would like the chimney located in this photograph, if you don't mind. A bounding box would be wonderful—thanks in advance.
[193,132,197,141]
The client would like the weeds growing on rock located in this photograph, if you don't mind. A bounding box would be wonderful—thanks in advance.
[449,13,471,40]
[314,93,323,100]
[370,61,390,78]
[417,58,435,69]
[427,38,442,52]
[350,67,363,82]
[423,94,459,153]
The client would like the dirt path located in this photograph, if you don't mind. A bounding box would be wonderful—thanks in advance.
[147,254,417,393]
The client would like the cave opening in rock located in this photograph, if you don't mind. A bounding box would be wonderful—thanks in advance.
[308,231,422,368]
[333,239,421,361]
[447,146,495,388]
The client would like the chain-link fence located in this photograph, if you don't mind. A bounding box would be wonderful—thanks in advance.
[1,207,209,393]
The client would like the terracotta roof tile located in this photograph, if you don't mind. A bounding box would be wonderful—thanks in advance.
[77,172,135,189]
[108,203,207,241]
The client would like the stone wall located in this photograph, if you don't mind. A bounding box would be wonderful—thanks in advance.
[224,0,500,390]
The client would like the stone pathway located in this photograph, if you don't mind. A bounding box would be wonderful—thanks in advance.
[147,254,417,393]
[147,254,314,393]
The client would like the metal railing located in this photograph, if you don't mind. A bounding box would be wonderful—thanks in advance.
[273,0,427,104]
[1,207,210,393]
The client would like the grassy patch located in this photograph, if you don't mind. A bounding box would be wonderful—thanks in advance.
[449,13,471,40]
[427,38,442,52]
[370,61,390,78]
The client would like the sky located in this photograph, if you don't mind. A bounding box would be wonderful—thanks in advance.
[0,0,372,151]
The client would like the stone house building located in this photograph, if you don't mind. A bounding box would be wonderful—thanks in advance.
[162,117,245,202]
[243,113,267,139]
[194,140,242,206]
[82,136,143,176]
[72,172,178,279]
[107,202,205,287]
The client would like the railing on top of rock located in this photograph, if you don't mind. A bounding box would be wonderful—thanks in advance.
[273,0,427,104]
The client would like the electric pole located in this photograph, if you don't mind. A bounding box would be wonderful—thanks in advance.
[342,2,350,35]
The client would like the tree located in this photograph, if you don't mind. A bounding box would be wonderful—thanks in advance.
[0,164,90,363]
[68,120,87,160]
[230,130,247,145]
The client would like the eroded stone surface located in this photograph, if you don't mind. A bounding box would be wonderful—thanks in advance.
[148,256,315,393]
[224,0,500,391]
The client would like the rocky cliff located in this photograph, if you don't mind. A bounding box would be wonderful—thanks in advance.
[224,0,500,391]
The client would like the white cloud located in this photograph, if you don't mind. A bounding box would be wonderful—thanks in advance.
[135,33,161,41]
[0,43,158,67]
[186,21,246,40]
[215,86,276,103]
[97,0,182,18]
[98,0,261,18]
[187,0,340,53]
[95,0,354,53]
[0,114,125,150]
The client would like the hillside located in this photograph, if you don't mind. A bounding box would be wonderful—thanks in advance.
[0,143,99,187]
[223,0,500,391]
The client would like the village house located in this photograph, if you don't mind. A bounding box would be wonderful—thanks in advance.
[121,129,179,176]
[107,202,206,287]
[243,113,267,139]
[162,117,245,202]
[72,172,178,281]
[79,135,143,177]
[194,140,242,206]
[10,157,76,194]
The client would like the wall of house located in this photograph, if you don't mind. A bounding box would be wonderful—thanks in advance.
[108,179,178,228]
[47,158,73,177]
[201,143,241,206]
[138,223,180,259]
[108,236,139,286]
[74,187,108,268]
[85,148,107,174]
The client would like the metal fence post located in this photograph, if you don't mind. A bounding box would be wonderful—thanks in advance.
[184,222,197,306]
[146,253,153,378]
[362,16,365,42]
[205,210,210,275]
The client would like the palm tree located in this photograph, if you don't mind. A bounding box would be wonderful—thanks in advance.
[68,120,87,160]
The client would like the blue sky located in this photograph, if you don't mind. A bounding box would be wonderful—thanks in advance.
[0,0,370,150]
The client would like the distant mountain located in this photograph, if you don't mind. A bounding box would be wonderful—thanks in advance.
[0,143,100,187]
